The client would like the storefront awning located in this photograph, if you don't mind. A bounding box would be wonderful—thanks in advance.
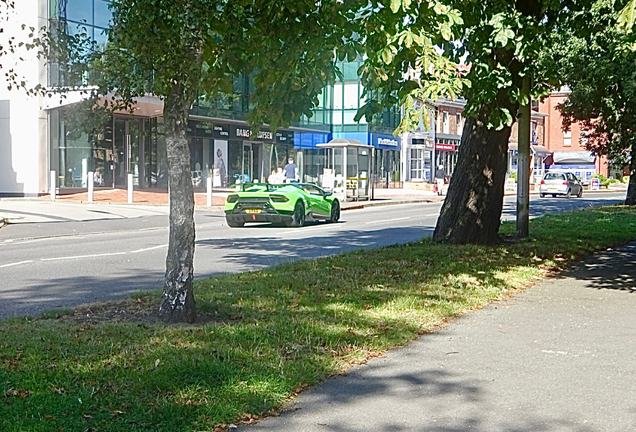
[552,151,595,164]
[508,143,551,158]
[317,138,372,149]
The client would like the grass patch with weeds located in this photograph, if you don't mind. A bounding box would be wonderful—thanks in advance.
[1,206,635,431]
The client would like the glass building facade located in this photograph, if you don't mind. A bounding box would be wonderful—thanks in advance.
[49,1,401,190]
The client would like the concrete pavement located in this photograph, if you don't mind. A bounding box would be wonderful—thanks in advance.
[1,185,626,226]
[0,188,442,225]
[239,241,636,432]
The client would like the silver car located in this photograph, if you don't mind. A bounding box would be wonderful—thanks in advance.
[539,172,583,198]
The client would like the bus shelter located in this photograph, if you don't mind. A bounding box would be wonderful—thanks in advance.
[317,139,372,201]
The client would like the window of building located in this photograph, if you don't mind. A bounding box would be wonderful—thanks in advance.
[333,83,343,110]
[563,130,572,147]
[410,148,423,180]
[332,110,342,125]
[456,113,463,135]
[443,111,449,134]
[343,110,358,124]
[343,83,359,109]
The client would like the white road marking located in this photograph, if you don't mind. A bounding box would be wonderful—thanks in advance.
[16,236,83,245]
[130,244,168,254]
[41,252,127,261]
[365,217,411,225]
[0,260,34,269]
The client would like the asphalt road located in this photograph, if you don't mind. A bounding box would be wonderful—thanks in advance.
[0,193,626,319]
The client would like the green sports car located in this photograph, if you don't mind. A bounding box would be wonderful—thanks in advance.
[224,183,341,227]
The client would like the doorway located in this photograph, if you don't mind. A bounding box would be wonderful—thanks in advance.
[113,118,141,188]
[241,142,262,183]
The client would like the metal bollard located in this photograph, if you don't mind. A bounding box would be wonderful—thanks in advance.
[206,176,213,207]
[128,173,133,203]
[87,171,94,202]
[50,170,56,201]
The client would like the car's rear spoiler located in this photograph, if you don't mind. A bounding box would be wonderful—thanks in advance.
[231,183,290,192]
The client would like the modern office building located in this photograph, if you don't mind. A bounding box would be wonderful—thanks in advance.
[0,0,402,197]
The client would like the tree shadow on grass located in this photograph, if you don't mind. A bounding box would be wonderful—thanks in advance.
[1,233,620,431]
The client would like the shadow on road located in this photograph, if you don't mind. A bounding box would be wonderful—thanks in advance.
[195,225,435,269]
[2,226,435,319]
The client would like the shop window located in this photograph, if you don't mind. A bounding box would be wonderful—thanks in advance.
[410,149,423,180]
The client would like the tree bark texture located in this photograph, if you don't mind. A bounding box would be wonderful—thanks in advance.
[159,84,197,323]
[433,114,513,244]
[626,140,636,205]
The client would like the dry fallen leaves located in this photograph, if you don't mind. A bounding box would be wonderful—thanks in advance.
[6,388,32,398]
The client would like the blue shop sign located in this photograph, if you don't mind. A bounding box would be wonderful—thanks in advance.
[371,133,401,150]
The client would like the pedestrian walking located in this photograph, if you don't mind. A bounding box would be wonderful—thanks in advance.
[435,165,445,196]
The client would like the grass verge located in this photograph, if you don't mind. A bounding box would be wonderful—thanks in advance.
[2,205,636,431]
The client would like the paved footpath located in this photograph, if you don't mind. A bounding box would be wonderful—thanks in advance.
[240,242,636,432]
[0,188,440,225]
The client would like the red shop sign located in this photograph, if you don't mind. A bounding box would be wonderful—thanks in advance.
[436,144,456,151]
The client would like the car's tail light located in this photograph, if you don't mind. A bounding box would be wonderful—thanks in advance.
[227,195,239,203]
[270,195,289,203]
[541,180,545,185]
[563,181,568,185]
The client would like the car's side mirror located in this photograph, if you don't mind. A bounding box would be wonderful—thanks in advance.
[323,190,333,197]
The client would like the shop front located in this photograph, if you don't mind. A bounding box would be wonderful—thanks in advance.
[50,107,297,191]
[546,151,597,184]
[370,133,401,188]
[225,126,295,186]
[508,143,552,185]
[435,142,459,178]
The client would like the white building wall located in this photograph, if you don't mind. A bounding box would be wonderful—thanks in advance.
[0,0,48,196]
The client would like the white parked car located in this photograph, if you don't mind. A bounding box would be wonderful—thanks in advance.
[539,172,583,198]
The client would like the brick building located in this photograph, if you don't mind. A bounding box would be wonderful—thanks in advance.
[539,89,609,183]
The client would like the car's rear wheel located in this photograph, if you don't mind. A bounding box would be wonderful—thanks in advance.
[565,188,571,198]
[288,201,305,227]
[552,194,557,198]
[540,193,545,198]
[577,187,583,198]
[227,218,244,228]
[329,200,340,223]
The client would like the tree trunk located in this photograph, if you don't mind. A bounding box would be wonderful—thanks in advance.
[159,84,197,323]
[626,140,636,205]
[433,114,513,244]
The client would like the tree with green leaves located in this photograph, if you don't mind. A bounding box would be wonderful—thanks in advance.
[555,0,636,205]
[360,0,601,244]
[55,0,365,322]
[356,1,466,134]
